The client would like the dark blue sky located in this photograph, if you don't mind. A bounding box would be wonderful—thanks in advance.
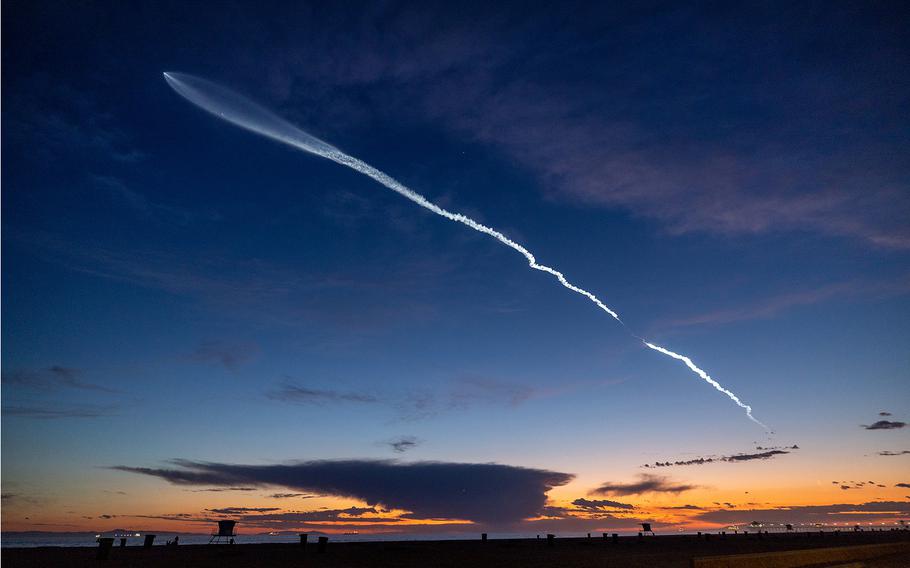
[2,1,908,533]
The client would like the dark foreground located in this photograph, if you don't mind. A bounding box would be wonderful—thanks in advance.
[5,531,910,567]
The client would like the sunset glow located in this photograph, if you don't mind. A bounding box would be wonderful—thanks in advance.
[3,0,908,545]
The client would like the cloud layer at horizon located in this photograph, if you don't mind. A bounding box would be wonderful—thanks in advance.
[112,459,573,524]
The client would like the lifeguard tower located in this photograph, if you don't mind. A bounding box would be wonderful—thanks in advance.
[209,520,236,544]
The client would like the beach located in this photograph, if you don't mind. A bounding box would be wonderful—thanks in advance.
[5,531,909,567]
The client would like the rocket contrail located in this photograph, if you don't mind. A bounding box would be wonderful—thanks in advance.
[163,72,768,430]
[642,341,764,428]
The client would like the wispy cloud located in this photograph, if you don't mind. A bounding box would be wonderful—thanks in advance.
[267,493,318,499]
[23,234,455,332]
[394,377,541,421]
[593,474,697,496]
[184,487,257,493]
[385,436,421,453]
[126,507,397,530]
[3,366,116,393]
[187,340,260,371]
[5,78,146,165]
[266,382,379,405]
[3,404,118,419]
[642,447,797,468]
[92,175,195,226]
[206,507,280,514]
[878,450,910,456]
[448,377,535,409]
[571,498,635,511]
[258,4,910,248]
[219,507,386,525]
[832,480,885,490]
[863,420,906,430]
[695,501,910,525]
[268,375,545,421]
[1,493,44,506]
[660,277,910,329]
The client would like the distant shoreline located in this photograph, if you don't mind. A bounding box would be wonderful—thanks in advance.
[4,531,909,567]
[3,527,908,547]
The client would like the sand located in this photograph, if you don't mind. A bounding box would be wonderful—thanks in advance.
[4,531,909,567]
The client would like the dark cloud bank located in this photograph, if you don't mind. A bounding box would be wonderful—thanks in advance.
[112,459,573,524]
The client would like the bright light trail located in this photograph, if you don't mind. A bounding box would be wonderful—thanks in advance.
[642,342,767,429]
[163,72,767,430]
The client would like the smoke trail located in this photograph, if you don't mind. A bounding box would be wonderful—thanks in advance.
[642,342,767,429]
[163,72,766,429]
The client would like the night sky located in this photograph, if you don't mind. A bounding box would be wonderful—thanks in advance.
[2,1,908,535]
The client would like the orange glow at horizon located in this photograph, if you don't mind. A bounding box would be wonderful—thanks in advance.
[4,476,908,535]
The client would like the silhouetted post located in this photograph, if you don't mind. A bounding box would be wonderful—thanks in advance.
[587,533,591,539]
[481,533,487,542]
[547,534,555,547]
[721,531,726,540]
[638,532,643,541]
[299,533,308,546]
[317,536,328,553]
[97,538,114,560]
[602,532,608,541]
[120,538,127,547]
[697,531,702,539]
[612,533,618,544]
[143,535,156,548]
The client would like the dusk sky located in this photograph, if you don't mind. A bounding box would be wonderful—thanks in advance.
[2,2,908,535]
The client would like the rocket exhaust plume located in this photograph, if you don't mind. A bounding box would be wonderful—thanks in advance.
[163,72,768,430]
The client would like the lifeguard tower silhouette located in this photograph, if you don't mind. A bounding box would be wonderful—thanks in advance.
[209,520,236,544]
